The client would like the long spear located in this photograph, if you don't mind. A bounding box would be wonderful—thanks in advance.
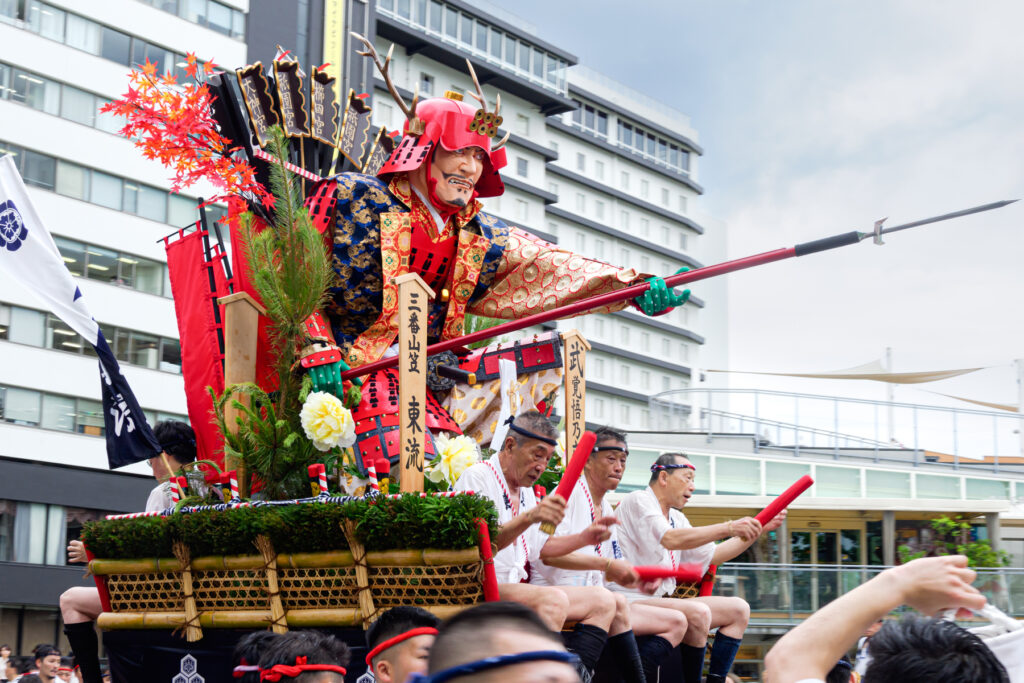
[341,199,1016,381]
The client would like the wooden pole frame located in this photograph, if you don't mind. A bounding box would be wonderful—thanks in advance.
[218,291,266,498]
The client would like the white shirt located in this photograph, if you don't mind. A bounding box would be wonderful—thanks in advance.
[613,486,715,598]
[531,478,622,588]
[145,482,173,512]
[454,457,540,583]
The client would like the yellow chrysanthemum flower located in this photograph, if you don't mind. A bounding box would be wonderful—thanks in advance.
[300,391,356,452]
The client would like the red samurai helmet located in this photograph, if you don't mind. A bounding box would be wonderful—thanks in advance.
[352,33,509,197]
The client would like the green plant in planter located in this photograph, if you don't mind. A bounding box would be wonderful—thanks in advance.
[897,515,1010,568]
[80,494,499,559]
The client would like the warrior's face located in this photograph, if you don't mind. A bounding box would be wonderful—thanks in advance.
[421,146,485,208]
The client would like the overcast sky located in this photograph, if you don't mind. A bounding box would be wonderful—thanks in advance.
[508,0,1024,440]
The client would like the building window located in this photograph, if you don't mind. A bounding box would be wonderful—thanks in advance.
[620,404,631,424]
[548,181,559,196]
[595,200,605,221]
[594,160,604,181]
[679,343,689,361]
[594,238,605,259]
[620,171,630,189]
[620,211,629,230]
[641,370,651,390]
[620,365,630,383]
[575,231,586,251]
[641,332,651,352]
[516,199,528,222]
[593,397,606,419]
[678,195,688,214]
[594,318,605,337]
[661,188,669,205]
[678,233,688,250]
[516,113,530,136]
[575,193,585,213]
[419,72,434,96]
[619,325,630,345]
[662,337,671,355]
[516,157,528,177]
[640,256,650,272]
[662,375,671,391]
[640,218,650,237]
[576,152,585,172]
[660,225,670,243]
[593,357,605,378]
[620,248,631,264]
[640,179,650,198]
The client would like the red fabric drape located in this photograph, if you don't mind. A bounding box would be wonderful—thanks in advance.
[165,229,227,467]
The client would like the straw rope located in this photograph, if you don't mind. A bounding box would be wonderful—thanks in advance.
[255,535,288,633]
[171,541,203,642]
[341,520,377,627]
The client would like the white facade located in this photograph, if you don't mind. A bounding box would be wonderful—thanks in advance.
[0,0,248,475]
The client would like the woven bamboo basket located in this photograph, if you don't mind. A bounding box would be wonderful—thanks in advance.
[92,541,485,640]
[671,581,701,599]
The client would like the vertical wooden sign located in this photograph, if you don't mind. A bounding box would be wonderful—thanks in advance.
[561,329,590,459]
[218,292,266,499]
[396,273,435,493]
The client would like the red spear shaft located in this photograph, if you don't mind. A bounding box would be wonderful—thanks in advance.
[340,198,1015,381]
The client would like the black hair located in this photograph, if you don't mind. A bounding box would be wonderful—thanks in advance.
[428,601,562,675]
[507,411,558,447]
[33,644,60,663]
[154,420,197,464]
[258,631,350,683]
[648,452,687,485]
[232,631,280,683]
[825,655,853,683]
[592,426,627,452]
[19,675,42,683]
[59,655,75,667]
[366,606,441,660]
[864,616,1009,683]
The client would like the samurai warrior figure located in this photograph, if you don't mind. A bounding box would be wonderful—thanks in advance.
[243,40,691,475]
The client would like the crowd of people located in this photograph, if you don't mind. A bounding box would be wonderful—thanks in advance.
[33,414,1010,683]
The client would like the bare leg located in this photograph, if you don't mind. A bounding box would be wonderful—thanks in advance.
[498,583,570,631]
[689,596,750,639]
[629,603,687,646]
[60,587,103,624]
[636,597,712,646]
[556,585,617,632]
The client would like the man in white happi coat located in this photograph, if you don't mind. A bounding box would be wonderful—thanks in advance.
[532,427,688,683]
[614,452,786,683]
[453,411,620,680]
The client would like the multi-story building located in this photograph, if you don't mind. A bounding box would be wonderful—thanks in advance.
[0,0,248,654]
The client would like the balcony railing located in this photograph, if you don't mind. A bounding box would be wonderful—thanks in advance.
[717,563,1024,623]
[651,388,1024,474]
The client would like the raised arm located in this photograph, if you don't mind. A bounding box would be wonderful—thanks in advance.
[764,555,986,683]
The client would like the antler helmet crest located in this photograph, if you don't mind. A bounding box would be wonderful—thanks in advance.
[351,33,508,197]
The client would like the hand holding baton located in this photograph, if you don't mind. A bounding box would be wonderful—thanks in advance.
[756,475,813,526]
[540,431,596,535]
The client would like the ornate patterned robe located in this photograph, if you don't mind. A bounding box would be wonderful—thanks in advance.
[328,172,645,369]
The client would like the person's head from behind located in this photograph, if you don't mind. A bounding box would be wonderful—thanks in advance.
[366,606,441,683]
[232,630,279,683]
[864,615,1008,683]
[33,644,61,681]
[426,602,579,683]
[258,631,350,683]
[826,656,854,683]
[149,420,196,481]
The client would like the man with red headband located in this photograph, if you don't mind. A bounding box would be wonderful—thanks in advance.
[257,631,350,683]
[298,49,690,478]
[362,606,441,683]
[614,452,785,683]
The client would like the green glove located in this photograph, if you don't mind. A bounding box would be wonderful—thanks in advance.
[308,358,362,399]
[635,267,691,316]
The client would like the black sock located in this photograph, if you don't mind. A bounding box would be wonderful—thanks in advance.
[64,621,102,683]
[708,632,742,678]
[564,623,609,677]
[636,634,674,683]
[679,643,707,683]
[605,631,646,683]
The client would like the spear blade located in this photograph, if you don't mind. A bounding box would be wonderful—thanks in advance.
[879,199,1018,237]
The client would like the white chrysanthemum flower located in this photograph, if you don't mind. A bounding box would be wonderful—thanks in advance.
[431,433,481,486]
[300,391,356,452]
